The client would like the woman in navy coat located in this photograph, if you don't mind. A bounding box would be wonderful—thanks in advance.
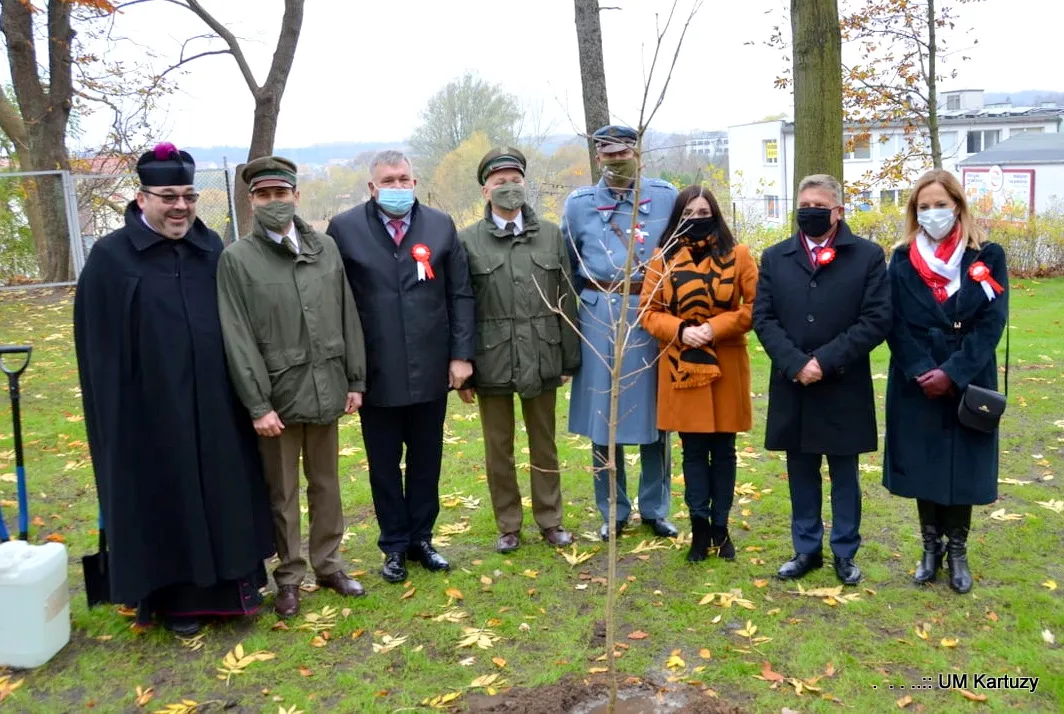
[883,169,1008,594]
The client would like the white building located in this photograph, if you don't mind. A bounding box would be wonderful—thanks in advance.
[685,130,728,159]
[958,133,1064,218]
[728,89,1064,224]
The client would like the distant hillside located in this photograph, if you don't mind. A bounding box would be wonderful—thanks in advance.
[984,90,1064,107]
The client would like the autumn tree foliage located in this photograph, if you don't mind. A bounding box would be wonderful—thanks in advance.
[771,0,983,195]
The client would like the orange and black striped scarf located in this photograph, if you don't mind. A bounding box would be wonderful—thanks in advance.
[663,246,736,389]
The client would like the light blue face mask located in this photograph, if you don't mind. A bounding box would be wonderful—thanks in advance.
[377,187,415,216]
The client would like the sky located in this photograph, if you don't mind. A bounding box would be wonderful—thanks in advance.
[10,0,1063,150]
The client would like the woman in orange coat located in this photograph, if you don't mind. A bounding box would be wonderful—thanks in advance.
[640,185,758,562]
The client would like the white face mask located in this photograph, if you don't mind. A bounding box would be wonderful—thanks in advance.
[917,208,956,241]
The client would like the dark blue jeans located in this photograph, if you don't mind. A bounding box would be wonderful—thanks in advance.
[679,432,736,527]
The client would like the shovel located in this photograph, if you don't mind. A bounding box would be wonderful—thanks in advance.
[0,345,31,543]
[82,510,111,607]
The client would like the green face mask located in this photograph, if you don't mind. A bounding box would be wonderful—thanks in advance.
[602,157,638,185]
[490,182,526,212]
[254,200,296,232]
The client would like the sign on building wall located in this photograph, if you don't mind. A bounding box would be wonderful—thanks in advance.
[961,166,1035,221]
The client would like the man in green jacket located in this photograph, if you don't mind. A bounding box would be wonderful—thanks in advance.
[217,156,367,618]
[457,147,581,553]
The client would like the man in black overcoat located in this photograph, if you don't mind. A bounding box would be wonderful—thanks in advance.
[752,174,891,585]
[326,150,476,584]
[73,144,274,635]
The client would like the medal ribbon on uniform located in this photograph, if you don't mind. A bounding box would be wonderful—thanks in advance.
[968,261,1003,301]
[412,243,435,281]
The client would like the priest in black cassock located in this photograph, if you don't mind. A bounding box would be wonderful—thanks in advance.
[73,143,274,636]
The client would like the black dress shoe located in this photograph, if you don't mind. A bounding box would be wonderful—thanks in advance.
[381,552,407,583]
[599,521,626,541]
[164,616,201,637]
[777,552,824,580]
[833,556,862,585]
[644,518,679,538]
[408,541,450,572]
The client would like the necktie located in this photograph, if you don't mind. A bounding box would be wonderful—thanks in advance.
[389,219,406,245]
[811,245,823,266]
[505,221,517,236]
[281,235,298,255]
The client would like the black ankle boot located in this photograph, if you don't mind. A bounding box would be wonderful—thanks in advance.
[687,517,710,562]
[711,524,735,560]
[945,527,973,594]
[914,524,945,583]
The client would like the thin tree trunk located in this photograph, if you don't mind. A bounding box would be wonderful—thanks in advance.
[926,0,942,169]
[791,0,843,200]
[575,0,610,182]
[183,0,304,236]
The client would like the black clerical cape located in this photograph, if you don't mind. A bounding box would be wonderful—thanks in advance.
[74,203,274,609]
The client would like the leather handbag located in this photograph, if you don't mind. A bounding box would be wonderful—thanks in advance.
[956,315,1008,434]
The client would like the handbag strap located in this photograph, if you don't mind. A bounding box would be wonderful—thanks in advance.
[1003,309,1010,397]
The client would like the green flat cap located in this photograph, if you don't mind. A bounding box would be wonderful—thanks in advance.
[243,155,298,191]
[477,146,527,185]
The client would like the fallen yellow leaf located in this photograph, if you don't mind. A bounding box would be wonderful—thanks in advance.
[491,657,506,668]
[896,694,913,708]
[588,667,608,674]
[698,648,711,660]
[627,630,649,640]
[401,587,416,600]
[1042,579,1058,591]
[957,689,987,702]
[940,638,959,648]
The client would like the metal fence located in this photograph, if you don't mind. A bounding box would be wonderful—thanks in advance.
[0,167,238,288]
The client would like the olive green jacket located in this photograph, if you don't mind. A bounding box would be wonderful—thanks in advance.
[217,215,366,424]
[458,204,580,398]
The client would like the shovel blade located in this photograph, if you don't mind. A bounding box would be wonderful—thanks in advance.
[82,552,111,607]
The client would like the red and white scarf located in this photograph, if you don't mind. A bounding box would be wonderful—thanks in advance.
[908,225,965,303]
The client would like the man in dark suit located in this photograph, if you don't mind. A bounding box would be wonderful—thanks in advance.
[326,150,476,583]
[753,174,891,586]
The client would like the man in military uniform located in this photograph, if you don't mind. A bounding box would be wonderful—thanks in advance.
[217,156,368,618]
[457,147,581,553]
[563,125,679,541]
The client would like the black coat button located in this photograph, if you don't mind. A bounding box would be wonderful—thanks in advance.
[810,280,817,288]
[806,314,815,323]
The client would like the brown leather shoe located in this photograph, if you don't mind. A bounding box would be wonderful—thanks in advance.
[274,585,300,619]
[542,526,574,547]
[495,532,520,553]
[316,570,366,597]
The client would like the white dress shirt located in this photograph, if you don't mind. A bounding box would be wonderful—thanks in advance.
[266,223,300,253]
[491,211,524,235]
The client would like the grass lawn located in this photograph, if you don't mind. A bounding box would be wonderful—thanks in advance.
[0,278,1061,714]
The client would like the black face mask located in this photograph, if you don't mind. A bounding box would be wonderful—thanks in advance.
[796,207,835,238]
[681,215,719,242]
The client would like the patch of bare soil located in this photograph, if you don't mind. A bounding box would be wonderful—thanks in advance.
[464,676,746,714]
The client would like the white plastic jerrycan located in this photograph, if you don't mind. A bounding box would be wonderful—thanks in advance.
[0,540,71,668]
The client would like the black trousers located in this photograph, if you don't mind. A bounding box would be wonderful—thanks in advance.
[679,432,736,526]
[917,499,972,532]
[786,451,861,558]
[359,396,448,553]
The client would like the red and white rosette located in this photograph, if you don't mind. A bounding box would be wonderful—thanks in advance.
[818,247,837,266]
[412,243,435,281]
[968,261,1003,301]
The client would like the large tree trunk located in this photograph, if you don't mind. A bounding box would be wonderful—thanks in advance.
[925,0,942,169]
[574,0,610,183]
[791,0,843,202]
[1,0,76,282]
